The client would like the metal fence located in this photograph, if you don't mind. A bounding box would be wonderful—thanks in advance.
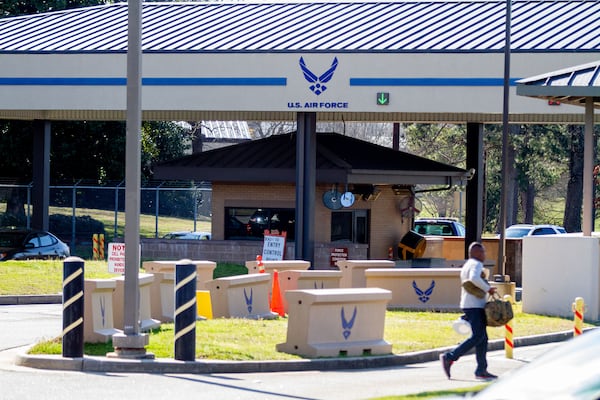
[0,180,212,255]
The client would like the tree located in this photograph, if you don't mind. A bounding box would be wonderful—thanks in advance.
[404,123,466,218]
[141,121,190,180]
[513,124,569,225]
[1,0,104,16]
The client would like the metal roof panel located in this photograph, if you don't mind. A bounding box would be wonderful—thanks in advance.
[1,1,599,53]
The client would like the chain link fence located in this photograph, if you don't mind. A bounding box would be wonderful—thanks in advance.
[0,180,212,257]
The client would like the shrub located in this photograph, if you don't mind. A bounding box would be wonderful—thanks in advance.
[49,214,105,240]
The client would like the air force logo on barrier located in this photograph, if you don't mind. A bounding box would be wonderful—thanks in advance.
[299,56,339,95]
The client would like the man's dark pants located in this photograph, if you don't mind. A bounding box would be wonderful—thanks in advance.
[445,308,488,375]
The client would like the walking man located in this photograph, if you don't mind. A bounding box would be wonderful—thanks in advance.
[440,241,497,380]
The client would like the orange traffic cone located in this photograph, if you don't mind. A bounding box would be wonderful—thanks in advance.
[270,269,285,317]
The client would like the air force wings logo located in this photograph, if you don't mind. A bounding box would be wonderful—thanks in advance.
[412,280,436,303]
[299,57,338,95]
[341,306,357,340]
[244,288,253,313]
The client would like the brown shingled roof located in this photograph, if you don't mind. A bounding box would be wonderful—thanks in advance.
[153,132,468,186]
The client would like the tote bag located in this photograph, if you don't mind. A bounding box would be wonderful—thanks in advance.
[485,293,514,327]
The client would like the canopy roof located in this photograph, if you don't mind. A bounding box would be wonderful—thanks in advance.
[517,60,599,236]
[153,131,469,186]
[516,60,600,107]
[1,1,600,122]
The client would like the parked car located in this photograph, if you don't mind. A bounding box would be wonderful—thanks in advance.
[505,224,566,238]
[414,218,465,236]
[0,227,70,261]
[162,231,211,240]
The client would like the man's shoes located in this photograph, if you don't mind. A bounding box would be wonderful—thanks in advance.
[475,371,498,380]
[440,353,453,379]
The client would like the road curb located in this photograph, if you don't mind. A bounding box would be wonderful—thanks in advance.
[15,330,586,374]
[0,294,62,305]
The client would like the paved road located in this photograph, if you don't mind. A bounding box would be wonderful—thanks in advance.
[0,304,560,400]
[0,303,62,351]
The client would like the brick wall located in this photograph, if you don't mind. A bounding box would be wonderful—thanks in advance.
[141,238,368,268]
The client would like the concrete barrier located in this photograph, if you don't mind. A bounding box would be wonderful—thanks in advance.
[245,260,311,300]
[494,281,516,303]
[113,273,161,331]
[278,270,343,314]
[149,272,175,322]
[83,279,122,343]
[205,273,277,319]
[336,260,395,288]
[245,260,311,274]
[523,235,600,320]
[277,288,392,357]
[365,268,461,310]
[422,237,444,258]
[143,260,216,290]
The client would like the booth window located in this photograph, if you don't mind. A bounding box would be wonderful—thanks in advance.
[331,210,368,244]
[225,207,295,240]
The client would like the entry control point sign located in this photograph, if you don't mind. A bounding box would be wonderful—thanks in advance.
[262,231,286,261]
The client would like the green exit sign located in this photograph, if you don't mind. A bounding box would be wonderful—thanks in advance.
[377,92,389,106]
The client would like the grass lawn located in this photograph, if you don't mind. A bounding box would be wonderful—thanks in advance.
[47,205,212,240]
[29,305,594,361]
[370,385,489,400]
[0,260,116,295]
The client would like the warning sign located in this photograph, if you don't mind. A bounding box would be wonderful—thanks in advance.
[107,243,126,274]
[330,247,348,267]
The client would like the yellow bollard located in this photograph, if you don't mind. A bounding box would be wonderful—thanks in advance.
[98,234,105,260]
[92,234,99,260]
[503,294,514,359]
[572,297,585,336]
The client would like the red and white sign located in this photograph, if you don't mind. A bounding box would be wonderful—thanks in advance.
[262,231,286,261]
[107,242,126,274]
[330,247,348,267]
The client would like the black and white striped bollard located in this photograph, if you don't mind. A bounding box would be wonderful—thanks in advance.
[174,260,197,361]
[62,256,84,358]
